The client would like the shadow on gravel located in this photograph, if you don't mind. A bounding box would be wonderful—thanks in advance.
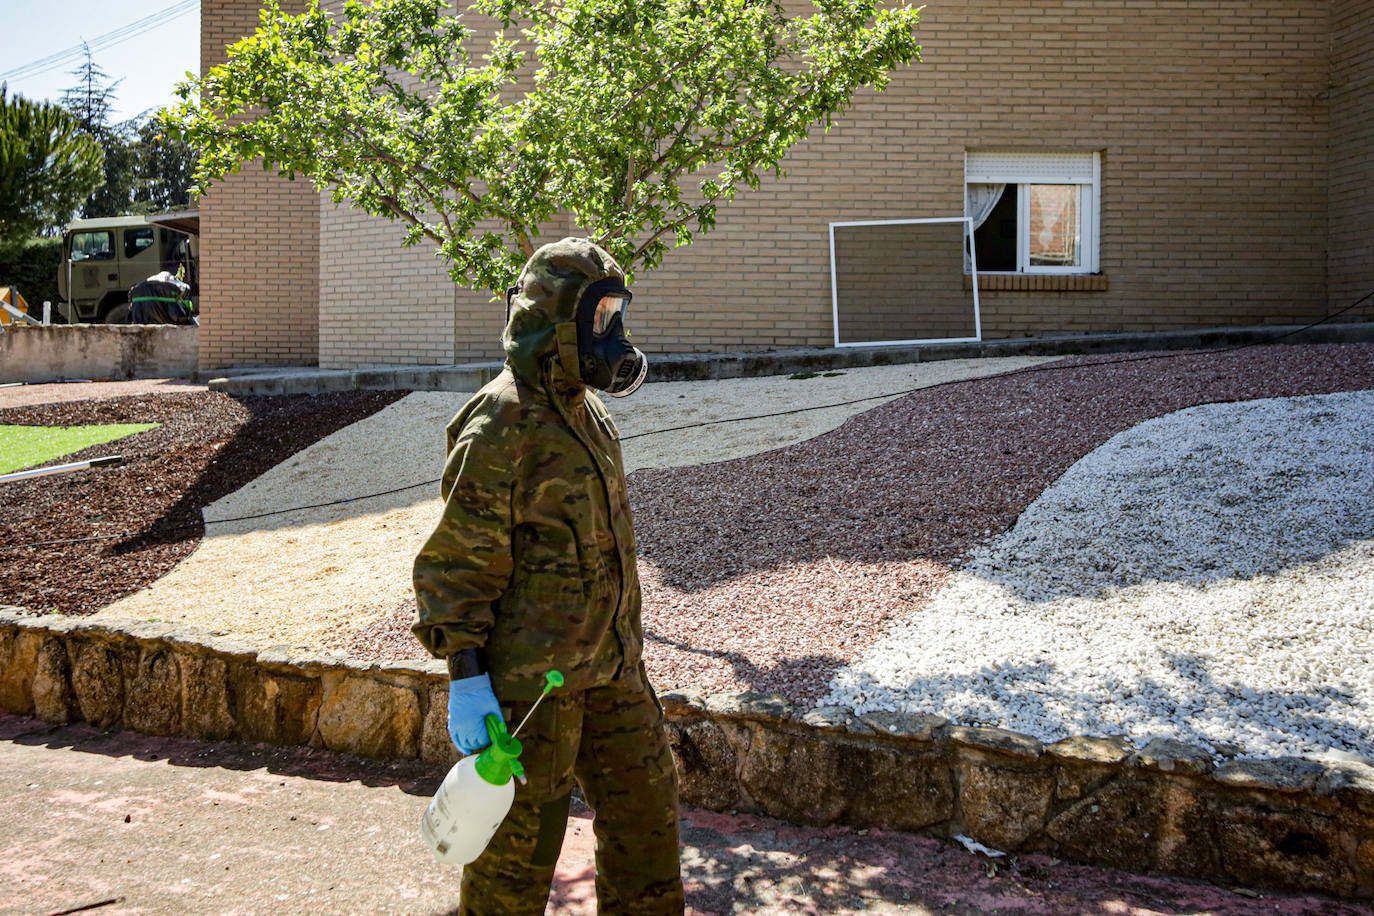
[953,392,1374,605]
[108,391,409,555]
[0,390,404,615]
[629,344,1374,595]
[833,653,1374,759]
[644,628,844,698]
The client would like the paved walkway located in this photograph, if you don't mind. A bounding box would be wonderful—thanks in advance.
[0,378,207,411]
[3,716,1368,916]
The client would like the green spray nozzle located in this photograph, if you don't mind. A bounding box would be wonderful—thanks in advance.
[511,670,564,740]
[474,714,525,786]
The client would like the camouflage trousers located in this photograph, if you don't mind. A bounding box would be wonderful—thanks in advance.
[457,666,684,915]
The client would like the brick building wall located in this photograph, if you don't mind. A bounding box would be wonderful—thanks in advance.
[1329,0,1374,312]
[632,0,1333,355]
[199,0,320,369]
[318,202,458,368]
[214,0,1351,368]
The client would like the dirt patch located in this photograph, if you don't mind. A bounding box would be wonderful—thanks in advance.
[0,390,405,614]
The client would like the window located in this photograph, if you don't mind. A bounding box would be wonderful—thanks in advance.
[69,230,114,261]
[124,227,155,259]
[965,151,1100,274]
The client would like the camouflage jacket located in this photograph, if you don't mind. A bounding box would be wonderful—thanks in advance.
[412,239,643,701]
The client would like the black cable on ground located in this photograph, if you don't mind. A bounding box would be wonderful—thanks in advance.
[2,288,1371,553]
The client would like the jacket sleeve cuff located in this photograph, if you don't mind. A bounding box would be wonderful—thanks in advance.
[446,648,489,681]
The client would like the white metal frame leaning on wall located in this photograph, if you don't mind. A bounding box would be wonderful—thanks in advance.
[829,216,981,348]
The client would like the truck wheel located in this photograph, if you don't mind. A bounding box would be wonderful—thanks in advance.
[103,302,132,324]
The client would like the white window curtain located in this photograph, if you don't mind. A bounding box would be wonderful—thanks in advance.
[965,183,1006,230]
[964,183,1005,271]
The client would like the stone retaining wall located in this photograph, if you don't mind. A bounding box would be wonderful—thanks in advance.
[0,324,199,384]
[2,608,1371,899]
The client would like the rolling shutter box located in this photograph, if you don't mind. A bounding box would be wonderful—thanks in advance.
[965,151,1097,184]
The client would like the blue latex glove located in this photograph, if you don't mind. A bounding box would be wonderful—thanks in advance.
[447,674,503,755]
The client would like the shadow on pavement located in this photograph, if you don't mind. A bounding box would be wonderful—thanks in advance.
[0,713,446,798]
[643,627,844,699]
[4,714,1369,916]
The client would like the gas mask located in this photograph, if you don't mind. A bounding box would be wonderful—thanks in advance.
[574,278,647,397]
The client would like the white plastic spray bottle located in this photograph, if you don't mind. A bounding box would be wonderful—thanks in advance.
[421,670,564,865]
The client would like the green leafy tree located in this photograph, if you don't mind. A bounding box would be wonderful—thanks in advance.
[165,0,920,292]
[0,86,104,246]
[130,119,196,212]
[55,48,196,219]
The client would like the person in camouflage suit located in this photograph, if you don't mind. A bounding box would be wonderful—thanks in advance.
[413,238,683,915]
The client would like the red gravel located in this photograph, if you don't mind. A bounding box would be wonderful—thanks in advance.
[0,390,405,615]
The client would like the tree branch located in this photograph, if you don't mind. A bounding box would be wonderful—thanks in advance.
[371,177,447,249]
[607,79,819,253]
[630,206,707,262]
[644,66,719,178]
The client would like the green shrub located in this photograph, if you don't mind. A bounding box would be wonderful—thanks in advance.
[0,236,63,316]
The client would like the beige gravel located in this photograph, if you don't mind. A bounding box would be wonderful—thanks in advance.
[92,357,1052,652]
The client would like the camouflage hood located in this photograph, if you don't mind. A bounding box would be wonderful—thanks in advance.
[501,238,627,395]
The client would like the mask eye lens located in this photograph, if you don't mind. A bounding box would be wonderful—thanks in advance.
[593,295,629,337]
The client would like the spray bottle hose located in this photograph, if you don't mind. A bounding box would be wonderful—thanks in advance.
[511,670,565,739]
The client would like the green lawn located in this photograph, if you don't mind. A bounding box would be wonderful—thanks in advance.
[0,423,159,474]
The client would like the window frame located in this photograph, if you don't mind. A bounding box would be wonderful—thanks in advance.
[965,151,1101,276]
[69,230,115,262]
[828,216,982,348]
[124,227,156,260]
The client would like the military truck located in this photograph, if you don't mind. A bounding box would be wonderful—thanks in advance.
[57,211,199,323]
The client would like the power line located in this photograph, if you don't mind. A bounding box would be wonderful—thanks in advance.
[0,1,198,83]
[2,0,198,81]
[1,288,1371,553]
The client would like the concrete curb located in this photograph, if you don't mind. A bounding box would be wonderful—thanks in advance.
[201,363,502,398]
[200,322,1374,397]
[2,607,1371,899]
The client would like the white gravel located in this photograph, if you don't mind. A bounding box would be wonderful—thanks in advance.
[825,390,1374,761]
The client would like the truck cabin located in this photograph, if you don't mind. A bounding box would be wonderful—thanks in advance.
[58,213,199,324]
